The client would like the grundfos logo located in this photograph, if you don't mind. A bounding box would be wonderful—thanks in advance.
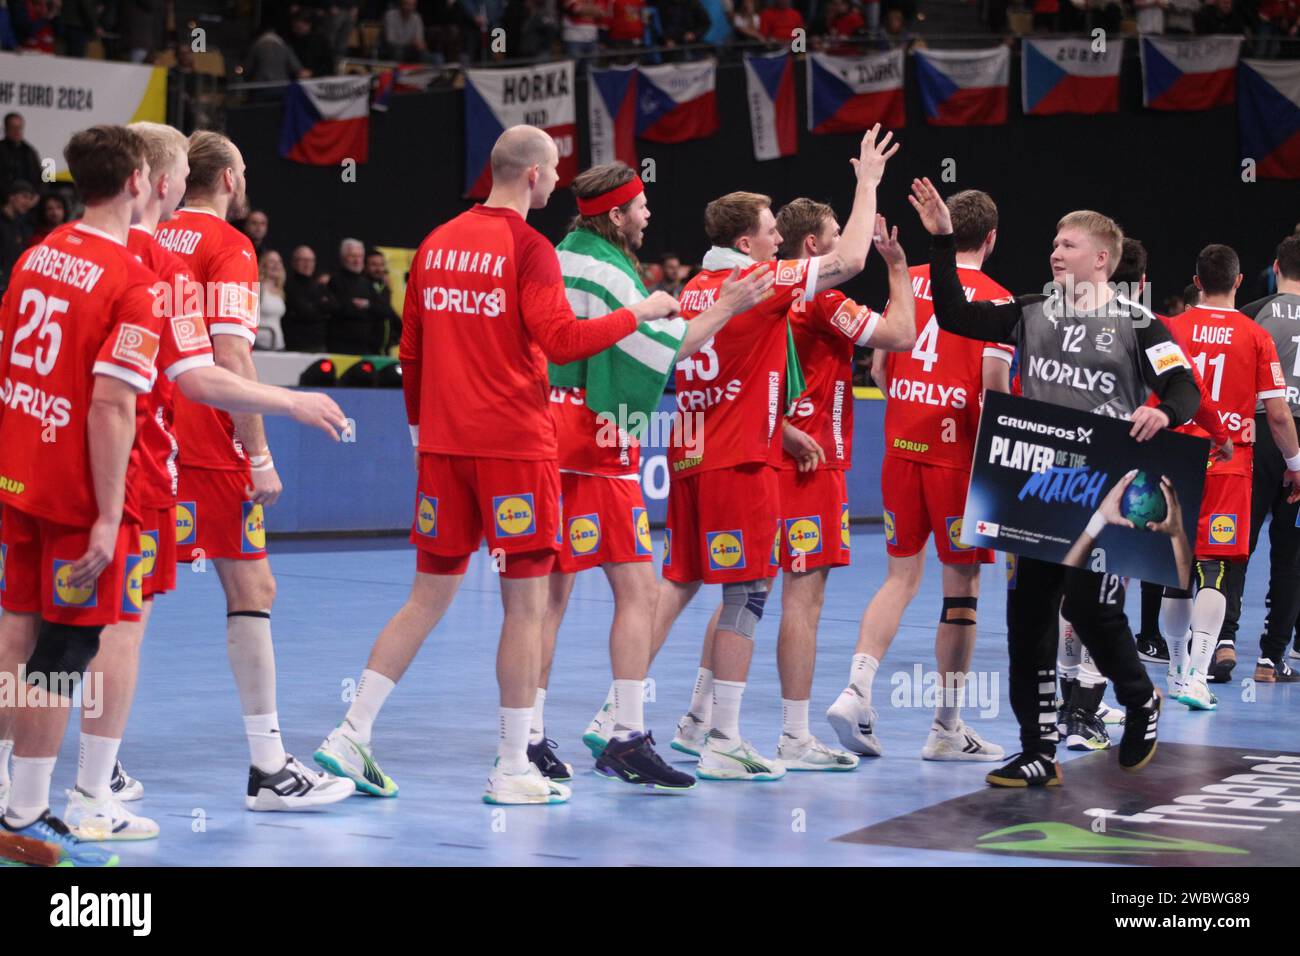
[995,415,1093,444]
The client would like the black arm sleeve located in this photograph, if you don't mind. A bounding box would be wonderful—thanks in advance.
[929,233,1028,346]
[1135,316,1201,427]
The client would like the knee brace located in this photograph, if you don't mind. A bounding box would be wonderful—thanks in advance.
[26,621,103,688]
[939,596,977,626]
[718,580,769,640]
[1194,559,1231,593]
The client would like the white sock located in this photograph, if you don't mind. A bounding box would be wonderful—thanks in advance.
[848,653,879,705]
[243,712,287,773]
[781,698,809,739]
[3,755,57,828]
[1057,615,1081,681]
[0,739,13,786]
[528,687,548,745]
[1162,596,1193,676]
[345,668,395,742]
[936,672,962,729]
[1189,588,1227,676]
[688,667,714,723]
[612,679,644,739]
[711,679,745,741]
[227,611,278,716]
[76,733,121,800]
[497,707,532,772]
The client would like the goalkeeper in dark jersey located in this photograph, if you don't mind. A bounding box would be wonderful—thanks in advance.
[909,178,1202,788]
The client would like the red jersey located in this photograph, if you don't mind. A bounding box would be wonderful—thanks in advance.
[550,387,639,477]
[607,0,644,41]
[0,224,163,527]
[782,288,881,471]
[670,256,818,475]
[759,6,804,40]
[401,205,638,461]
[1142,313,1228,445]
[128,227,216,507]
[883,263,1013,470]
[154,207,259,471]
[1167,303,1287,475]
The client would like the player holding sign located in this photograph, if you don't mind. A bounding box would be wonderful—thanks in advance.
[1161,244,1300,709]
[827,189,1011,761]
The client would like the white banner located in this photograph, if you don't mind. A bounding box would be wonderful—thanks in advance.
[0,53,167,180]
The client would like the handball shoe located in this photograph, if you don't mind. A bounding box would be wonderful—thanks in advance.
[314,722,399,797]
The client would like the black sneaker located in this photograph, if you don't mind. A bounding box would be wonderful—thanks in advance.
[1056,677,1077,736]
[1065,708,1112,751]
[595,731,696,790]
[527,737,573,782]
[985,751,1062,788]
[1136,633,1169,664]
[110,761,143,802]
[1119,695,1160,772]
[1253,657,1300,683]
[1209,643,1236,684]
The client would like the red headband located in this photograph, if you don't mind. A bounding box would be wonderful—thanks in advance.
[576,177,644,217]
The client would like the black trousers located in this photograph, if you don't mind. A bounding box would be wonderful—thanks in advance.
[1007,557,1155,755]
[1219,414,1300,662]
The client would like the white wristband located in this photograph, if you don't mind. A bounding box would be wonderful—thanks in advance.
[1084,512,1107,540]
[1286,451,1300,472]
[409,424,420,447]
[249,453,274,472]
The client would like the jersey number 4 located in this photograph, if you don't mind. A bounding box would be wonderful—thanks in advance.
[912,317,940,372]
[10,288,67,376]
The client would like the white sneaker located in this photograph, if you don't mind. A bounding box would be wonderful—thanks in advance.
[696,732,785,781]
[582,702,615,758]
[63,788,159,841]
[1095,700,1126,726]
[1175,671,1218,711]
[110,761,144,802]
[1166,665,1185,700]
[921,719,1005,761]
[671,711,709,757]
[314,722,399,797]
[1290,646,1300,662]
[826,691,883,757]
[483,761,571,805]
[776,733,860,771]
[0,780,8,817]
[246,754,356,811]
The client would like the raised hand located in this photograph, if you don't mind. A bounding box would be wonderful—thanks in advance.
[907,177,952,236]
[849,124,899,187]
[873,214,906,268]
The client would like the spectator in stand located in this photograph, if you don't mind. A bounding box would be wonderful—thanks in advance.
[1255,0,1299,56]
[1195,0,1250,34]
[384,0,436,61]
[365,248,404,353]
[874,7,917,49]
[759,0,804,43]
[58,0,103,56]
[654,251,688,296]
[656,0,711,51]
[459,0,508,63]
[607,0,647,50]
[284,244,335,352]
[1031,0,1061,32]
[1133,0,1167,33]
[504,0,561,57]
[823,0,866,52]
[119,0,165,63]
[700,0,734,46]
[324,0,360,57]
[13,0,57,52]
[242,209,270,256]
[244,25,310,81]
[731,0,764,43]
[328,237,387,354]
[27,191,66,246]
[0,113,42,198]
[1163,0,1200,32]
[0,180,37,293]
[288,10,337,76]
[256,250,288,351]
[561,0,605,59]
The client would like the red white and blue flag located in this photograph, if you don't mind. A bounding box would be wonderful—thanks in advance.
[588,64,638,167]
[807,50,905,134]
[372,64,438,111]
[1238,58,1300,179]
[636,59,719,143]
[1141,36,1241,111]
[914,47,1009,126]
[1022,38,1123,115]
[743,52,797,161]
[463,61,576,198]
[279,76,371,166]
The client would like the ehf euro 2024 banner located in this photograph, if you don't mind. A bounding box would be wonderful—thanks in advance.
[962,391,1209,588]
[0,53,167,181]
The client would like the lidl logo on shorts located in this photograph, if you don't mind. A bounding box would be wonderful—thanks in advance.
[493,494,536,538]
[52,560,97,608]
[242,501,267,553]
[786,516,823,555]
[569,514,601,556]
[633,508,652,556]
[416,494,437,537]
[663,528,672,567]
[0,543,7,592]
[1209,514,1237,546]
[556,494,563,545]
[176,502,197,545]
[707,530,746,571]
[771,526,781,567]
[1005,553,1018,589]
[946,516,971,551]
[841,503,851,550]
[883,509,897,546]
[122,554,144,615]
[139,530,158,578]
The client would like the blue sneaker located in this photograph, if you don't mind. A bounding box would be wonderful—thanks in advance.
[0,811,120,867]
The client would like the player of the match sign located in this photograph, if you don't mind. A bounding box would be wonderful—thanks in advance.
[961,391,1209,588]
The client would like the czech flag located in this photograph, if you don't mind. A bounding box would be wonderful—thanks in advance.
[463,61,576,198]
[372,64,438,111]
[1239,58,1300,180]
[636,59,719,143]
[1022,38,1123,116]
[744,52,797,161]
[915,47,1010,126]
[807,50,905,134]
[279,76,371,165]
[1141,36,1241,111]
[589,64,638,167]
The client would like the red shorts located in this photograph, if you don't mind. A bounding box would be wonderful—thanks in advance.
[555,472,653,574]
[880,456,994,565]
[777,467,851,572]
[412,453,560,578]
[140,504,177,598]
[0,508,144,626]
[664,463,780,584]
[1196,470,1251,560]
[176,466,267,562]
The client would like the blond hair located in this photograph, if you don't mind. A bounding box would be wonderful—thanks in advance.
[186,130,238,195]
[1057,210,1124,277]
[704,191,771,248]
[127,121,189,185]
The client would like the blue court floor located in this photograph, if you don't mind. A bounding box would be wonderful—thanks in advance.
[38,528,1300,866]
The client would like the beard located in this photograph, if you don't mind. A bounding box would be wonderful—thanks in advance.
[623,224,645,250]
[228,188,250,221]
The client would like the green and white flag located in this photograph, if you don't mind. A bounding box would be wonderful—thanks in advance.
[550,228,687,437]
